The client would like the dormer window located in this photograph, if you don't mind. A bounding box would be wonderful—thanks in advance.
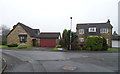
[100,28,108,33]
[18,33,27,43]
[89,27,96,32]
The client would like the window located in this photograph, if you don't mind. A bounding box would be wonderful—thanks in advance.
[106,39,109,44]
[20,36,25,42]
[79,38,84,42]
[19,34,27,43]
[79,29,84,34]
[89,27,96,32]
[100,28,108,33]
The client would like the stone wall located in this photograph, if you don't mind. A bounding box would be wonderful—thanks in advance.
[7,24,33,46]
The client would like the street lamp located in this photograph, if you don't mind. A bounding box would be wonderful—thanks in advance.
[70,17,72,50]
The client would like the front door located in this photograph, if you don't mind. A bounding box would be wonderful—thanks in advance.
[32,39,36,46]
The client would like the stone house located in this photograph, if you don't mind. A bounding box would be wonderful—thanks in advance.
[7,22,61,47]
[7,22,40,46]
[76,20,113,47]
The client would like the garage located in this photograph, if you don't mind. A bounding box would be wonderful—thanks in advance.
[39,32,61,47]
[40,39,56,47]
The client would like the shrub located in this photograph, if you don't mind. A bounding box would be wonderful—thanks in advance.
[102,37,108,51]
[71,40,81,50]
[86,36,103,51]
[56,45,61,48]
[80,43,86,50]
[18,43,27,49]
[8,44,18,47]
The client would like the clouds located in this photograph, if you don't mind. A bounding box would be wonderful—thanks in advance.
[0,0,119,34]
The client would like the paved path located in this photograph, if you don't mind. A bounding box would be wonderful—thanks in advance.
[1,48,119,72]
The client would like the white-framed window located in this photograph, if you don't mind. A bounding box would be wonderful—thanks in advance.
[89,27,96,32]
[106,39,109,44]
[19,34,27,43]
[100,28,108,33]
[20,36,25,42]
[79,38,84,42]
[79,29,84,34]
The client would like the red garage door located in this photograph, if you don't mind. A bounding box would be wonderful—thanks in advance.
[40,39,56,47]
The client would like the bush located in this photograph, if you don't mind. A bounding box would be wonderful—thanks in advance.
[86,36,103,51]
[80,43,86,50]
[56,45,62,48]
[18,43,27,49]
[71,40,81,50]
[86,36,108,51]
[8,44,18,47]
[102,37,108,51]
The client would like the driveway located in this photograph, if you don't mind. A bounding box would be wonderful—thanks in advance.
[1,48,119,72]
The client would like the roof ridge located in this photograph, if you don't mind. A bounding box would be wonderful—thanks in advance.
[18,22,33,30]
[77,22,107,25]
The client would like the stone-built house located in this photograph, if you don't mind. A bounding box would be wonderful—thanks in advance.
[76,20,113,47]
[7,22,40,46]
[7,22,61,47]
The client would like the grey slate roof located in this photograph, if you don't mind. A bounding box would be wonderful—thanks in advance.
[76,20,113,29]
[112,35,120,40]
[7,22,40,37]
[38,32,61,39]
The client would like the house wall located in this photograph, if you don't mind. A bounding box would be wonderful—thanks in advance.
[100,28,112,47]
[7,24,33,46]
[76,28,112,47]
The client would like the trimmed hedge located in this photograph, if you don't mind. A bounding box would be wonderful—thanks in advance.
[86,36,108,51]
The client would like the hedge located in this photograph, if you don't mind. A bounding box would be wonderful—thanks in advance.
[86,36,108,51]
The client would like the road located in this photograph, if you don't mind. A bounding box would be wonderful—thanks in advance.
[0,48,119,72]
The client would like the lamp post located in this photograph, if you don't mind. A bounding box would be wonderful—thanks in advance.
[70,17,72,50]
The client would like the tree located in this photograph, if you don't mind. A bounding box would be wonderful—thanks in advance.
[0,25,10,45]
[113,31,118,35]
[60,29,80,50]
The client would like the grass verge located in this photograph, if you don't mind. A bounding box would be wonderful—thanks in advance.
[51,47,67,51]
[0,45,34,49]
[108,48,120,51]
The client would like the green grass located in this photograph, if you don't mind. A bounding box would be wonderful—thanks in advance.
[51,47,120,52]
[0,45,34,49]
[51,47,67,51]
[108,48,120,51]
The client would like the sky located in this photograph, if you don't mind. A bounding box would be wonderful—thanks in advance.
[0,0,119,34]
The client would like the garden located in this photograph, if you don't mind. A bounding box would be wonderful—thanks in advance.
[51,29,119,52]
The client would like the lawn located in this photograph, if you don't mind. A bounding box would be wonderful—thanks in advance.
[51,47,67,51]
[0,45,34,49]
[108,48,120,51]
[51,47,119,52]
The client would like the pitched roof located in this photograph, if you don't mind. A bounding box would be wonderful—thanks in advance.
[76,20,113,29]
[38,32,61,39]
[7,22,40,37]
[112,35,120,40]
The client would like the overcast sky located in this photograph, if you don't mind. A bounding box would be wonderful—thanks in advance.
[0,0,119,34]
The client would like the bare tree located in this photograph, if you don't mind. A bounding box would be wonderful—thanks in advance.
[0,25,10,45]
